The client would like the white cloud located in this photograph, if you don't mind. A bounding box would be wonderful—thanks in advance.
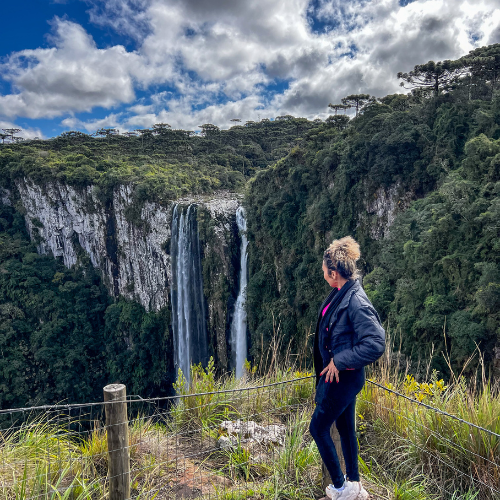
[0,18,142,119]
[1,0,500,133]
[61,113,123,132]
[125,94,267,131]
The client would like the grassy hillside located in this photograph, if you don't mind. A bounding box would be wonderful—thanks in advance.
[2,355,498,500]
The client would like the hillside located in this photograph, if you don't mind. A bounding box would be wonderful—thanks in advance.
[246,48,500,379]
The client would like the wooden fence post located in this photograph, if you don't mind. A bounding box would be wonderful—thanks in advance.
[322,422,345,490]
[104,384,130,500]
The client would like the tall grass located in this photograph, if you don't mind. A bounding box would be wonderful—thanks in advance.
[1,330,498,500]
[359,331,500,499]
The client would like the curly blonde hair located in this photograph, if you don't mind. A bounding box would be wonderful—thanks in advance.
[323,236,361,280]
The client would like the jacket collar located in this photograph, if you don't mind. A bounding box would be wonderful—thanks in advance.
[327,279,360,325]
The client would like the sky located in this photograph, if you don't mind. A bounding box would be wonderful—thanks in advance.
[1,0,500,139]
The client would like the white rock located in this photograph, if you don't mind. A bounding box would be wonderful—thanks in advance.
[363,182,414,239]
[217,435,234,450]
[219,420,286,447]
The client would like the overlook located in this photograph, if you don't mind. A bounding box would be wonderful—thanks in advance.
[1,2,500,498]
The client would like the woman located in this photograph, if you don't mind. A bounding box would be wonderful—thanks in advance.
[310,236,385,500]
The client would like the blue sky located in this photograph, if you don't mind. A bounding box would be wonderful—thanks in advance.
[1,0,499,139]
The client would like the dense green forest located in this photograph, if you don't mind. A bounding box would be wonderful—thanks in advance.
[0,117,316,206]
[246,45,500,379]
[1,44,500,408]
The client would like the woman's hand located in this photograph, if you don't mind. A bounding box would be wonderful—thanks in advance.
[320,358,339,383]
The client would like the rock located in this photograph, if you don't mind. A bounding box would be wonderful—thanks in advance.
[0,187,11,206]
[219,420,286,447]
[363,182,414,239]
[13,178,241,313]
[217,435,234,450]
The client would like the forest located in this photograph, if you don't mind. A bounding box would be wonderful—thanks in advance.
[1,43,500,407]
[246,44,500,380]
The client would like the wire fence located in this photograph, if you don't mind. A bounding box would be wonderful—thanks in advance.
[0,375,498,500]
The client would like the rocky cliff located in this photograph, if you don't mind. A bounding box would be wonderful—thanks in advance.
[362,182,415,239]
[2,179,241,370]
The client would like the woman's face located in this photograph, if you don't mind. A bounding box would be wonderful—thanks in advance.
[322,261,338,288]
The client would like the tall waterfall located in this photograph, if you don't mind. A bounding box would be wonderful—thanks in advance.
[170,204,208,383]
[230,206,248,378]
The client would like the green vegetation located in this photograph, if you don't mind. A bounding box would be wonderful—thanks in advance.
[0,204,172,409]
[0,117,317,206]
[246,44,500,379]
[1,353,498,500]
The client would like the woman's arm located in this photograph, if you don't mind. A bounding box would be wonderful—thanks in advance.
[333,301,385,371]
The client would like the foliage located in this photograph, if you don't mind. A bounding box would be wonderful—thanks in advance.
[0,204,172,409]
[246,46,500,378]
[341,93,372,115]
[0,117,318,207]
[357,347,500,500]
[397,59,466,95]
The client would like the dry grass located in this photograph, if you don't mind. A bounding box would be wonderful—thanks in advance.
[358,331,500,500]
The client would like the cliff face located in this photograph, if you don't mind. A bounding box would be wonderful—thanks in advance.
[362,182,415,239]
[12,179,172,311]
[197,197,241,371]
[5,179,240,331]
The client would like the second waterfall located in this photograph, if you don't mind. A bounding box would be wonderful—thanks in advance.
[170,204,208,383]
[230,206,248,378]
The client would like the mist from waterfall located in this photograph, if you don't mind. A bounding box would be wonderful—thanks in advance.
[170,204,208,383]
[230,206,248,378]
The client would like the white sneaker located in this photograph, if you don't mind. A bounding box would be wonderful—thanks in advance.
[325,484,342,500]
[356,482,369,499]
[326,481,361,500]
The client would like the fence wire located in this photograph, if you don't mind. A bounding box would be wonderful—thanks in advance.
[0,375,498,500]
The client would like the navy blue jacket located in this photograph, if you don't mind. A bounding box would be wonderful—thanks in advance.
[316,280,385,372]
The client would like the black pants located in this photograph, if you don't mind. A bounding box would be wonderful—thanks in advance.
[309,368,365,488]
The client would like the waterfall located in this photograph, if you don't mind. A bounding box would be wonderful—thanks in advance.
[170,204,208,383]
[230,206,248,378]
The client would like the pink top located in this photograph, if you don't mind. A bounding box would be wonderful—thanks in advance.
[322,304,330,317]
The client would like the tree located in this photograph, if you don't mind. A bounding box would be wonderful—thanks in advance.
[341,94,371,116]
[460,44,500,98]
[378,94,411,112]
[199,123,220,138]
[0,133,8,144]
[328,103,351,115]
[230,119,241,123]
[152,123,172,136]
[94,128,119,145]
[60,131,88,139]
[134,129,151,151]
[293,117,310,137]
[325,115,350,130]
[59,131,89,145]
[397,60,465,96]
[2,128,21,143]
